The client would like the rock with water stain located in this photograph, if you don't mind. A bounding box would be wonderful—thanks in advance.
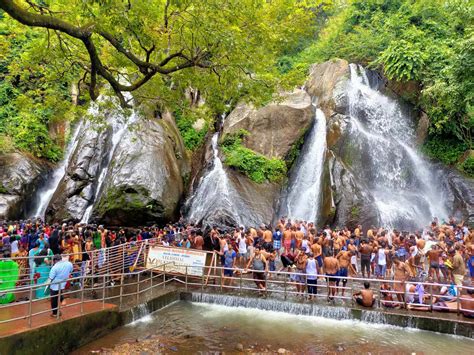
[223,89,313,160]
[0,152,50,220]
[92,113,190,226]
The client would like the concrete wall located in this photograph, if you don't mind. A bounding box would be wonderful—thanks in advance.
[0,291,180,355]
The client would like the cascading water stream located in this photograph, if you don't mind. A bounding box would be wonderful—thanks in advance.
[185,129,243,227]
[346,64,448,228]
[30,121,84,219]
[279,106,327,222]
[80,93,137,224]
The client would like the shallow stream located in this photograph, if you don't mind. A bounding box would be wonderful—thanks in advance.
[76,301,474,354]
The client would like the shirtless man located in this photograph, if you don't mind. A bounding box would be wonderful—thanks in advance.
[193,233,204,250]
[324,255,339,301]
[322,232,331,258]
[416,237,426,271]
[359,240,373,278]
[333,233,344,256]
[294,249,308,296]
[427,244,442,282]
[393,257,410,305]
[311,238,323,271]
[336,250,351,296]
[353,282,375,307]
[295,227,304,250]
[263,226,273,251]
[283,228,293,253]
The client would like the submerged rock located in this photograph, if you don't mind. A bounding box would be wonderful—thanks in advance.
[0,152,50,220]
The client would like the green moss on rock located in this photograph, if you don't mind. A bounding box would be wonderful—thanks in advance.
[220,131,287,183]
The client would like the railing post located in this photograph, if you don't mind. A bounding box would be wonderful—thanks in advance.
[28,286,33,327]
[284,276,287,300]
[456,285,461,315]
[403,284,407,310]
[264,271,268,296]
[377,280,381,309]
[239,272,243,296]
[119,274,124,310]
[350,282,354,306]
[57,287,62,319]
[149,267,153,294]
[121,245,125,274]
[80,279,85,314]
[163,264,166,289]
[220,267,223,293]
[429,284,433,312]
[201,270,204,296]
[185,266,188,291]
[102,275,106,309]
[136,272,140,304]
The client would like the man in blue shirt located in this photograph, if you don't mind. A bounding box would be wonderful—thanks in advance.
[46,255,73,317]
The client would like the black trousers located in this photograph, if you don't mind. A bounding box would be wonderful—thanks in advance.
[307,278,318,294]
[50,289,64,315]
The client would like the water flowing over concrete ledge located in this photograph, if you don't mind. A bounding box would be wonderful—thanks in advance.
[1,289,472,354]
[184,292,474,338]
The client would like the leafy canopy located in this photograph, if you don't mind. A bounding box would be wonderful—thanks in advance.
[281,0,473,175]
[0,0,328,160]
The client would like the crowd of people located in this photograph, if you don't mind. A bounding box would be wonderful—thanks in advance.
[200,217,474,318]
[0,215,473,318]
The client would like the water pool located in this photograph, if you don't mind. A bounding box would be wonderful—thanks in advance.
[76,301,474,354]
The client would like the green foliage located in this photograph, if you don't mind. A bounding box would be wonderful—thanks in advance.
[459,157,474,176]
[0,133,13,154]
[174,107,210,151]
[350,205,360,219]
[376,38,427,81]
[1,0,333,162]
[221,131,287,183]
[422,135,467,166]
[220,129,249,147]
[285,130,306,168]
[0,22,79,161]
[281,0,473,173]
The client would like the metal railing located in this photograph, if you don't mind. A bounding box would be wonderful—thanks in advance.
[0,261,176,328]
[0,235,183,288]
[174,264,474,317]
[0,259,473,330]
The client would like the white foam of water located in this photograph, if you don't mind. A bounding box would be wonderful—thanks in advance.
[80,93,137,223]
[191,301,473,346]
[347,64,448,228]
[282,108,327,223]
[31,121,84,219]
[186,129,243,226]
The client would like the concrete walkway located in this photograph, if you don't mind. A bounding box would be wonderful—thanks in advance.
[0,298,116,338]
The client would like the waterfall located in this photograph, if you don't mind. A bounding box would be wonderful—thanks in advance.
[191,293,353,319]
[129,303,152,324]
[30,121,84,219]
[346,64,448,228]
[80,94,137,224]
[185,130,243,227]
[279,107,327,223]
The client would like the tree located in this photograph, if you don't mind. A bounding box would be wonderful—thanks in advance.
[0,0,324,107]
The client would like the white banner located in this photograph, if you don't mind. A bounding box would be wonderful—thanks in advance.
[146,246,207,276]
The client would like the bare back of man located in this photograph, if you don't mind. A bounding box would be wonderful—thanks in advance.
[324,256,339,300]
